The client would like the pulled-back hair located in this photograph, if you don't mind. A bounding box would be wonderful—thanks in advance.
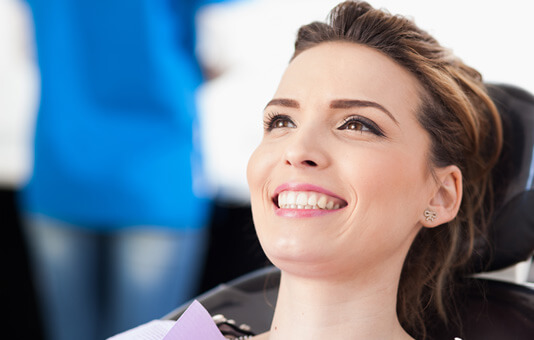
[292,1,503,338]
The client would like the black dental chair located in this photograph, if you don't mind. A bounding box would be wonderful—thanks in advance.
[164,84,534,339]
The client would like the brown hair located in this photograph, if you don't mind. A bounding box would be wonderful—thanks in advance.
[292,1,503,338]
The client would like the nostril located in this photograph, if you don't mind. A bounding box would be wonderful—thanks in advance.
[285,158,319,167]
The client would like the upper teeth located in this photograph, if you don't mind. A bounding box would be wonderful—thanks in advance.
[277,191,342,210]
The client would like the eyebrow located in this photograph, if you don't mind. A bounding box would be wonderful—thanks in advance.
[329,99,398,125]
[264,98,300,109]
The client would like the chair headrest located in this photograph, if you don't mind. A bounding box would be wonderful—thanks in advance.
[470,84,534,273]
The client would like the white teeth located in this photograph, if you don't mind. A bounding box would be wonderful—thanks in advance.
[317,195,327,209]
[286,192,296,205]
[277,191,344,210]
[296,193,308,206]
[278,193,287,206]
[308,194,317,206]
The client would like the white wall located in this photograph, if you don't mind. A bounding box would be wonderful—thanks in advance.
[371,0,533,93]
[0,0,39,188]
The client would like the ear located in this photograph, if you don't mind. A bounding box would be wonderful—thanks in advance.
[422,165,463,228]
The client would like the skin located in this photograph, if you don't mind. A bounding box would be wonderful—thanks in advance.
[247,42,462,339]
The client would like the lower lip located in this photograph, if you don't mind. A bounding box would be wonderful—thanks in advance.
[274,207,341,218]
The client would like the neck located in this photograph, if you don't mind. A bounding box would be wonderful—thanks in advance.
[264,266,414,340]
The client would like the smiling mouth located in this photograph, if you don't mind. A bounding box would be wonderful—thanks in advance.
[274,191,348,210]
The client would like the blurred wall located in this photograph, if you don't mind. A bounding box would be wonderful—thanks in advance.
[0,0,39,189]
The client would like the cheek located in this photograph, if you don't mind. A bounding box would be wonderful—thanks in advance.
[247,144,267,193]
[247,142,275,212]
[350,151,430,226]
[331,153,429,270]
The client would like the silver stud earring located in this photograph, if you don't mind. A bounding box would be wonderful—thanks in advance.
[424,209,437,222]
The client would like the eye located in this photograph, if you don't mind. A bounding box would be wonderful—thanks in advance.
[343,121,366,131]
[338,116,385,137]
[264,113,296,131]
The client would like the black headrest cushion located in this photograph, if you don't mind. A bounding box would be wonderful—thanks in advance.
[469,84,534,273]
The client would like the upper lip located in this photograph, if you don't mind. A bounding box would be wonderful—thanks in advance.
[272,182,348,206]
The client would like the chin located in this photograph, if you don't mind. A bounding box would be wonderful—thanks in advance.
[258,233,338,277]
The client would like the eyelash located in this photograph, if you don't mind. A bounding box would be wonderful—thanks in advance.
[263,112,385,137]
[263,112,294,131]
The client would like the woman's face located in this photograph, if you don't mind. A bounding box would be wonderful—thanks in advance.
[247,42,438,279]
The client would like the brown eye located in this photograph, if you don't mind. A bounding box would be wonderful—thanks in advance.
[346,121,364,131]
[274,119,294,128]
[339,119,368,132]
[264,114,296,131]
[338,116,385,137]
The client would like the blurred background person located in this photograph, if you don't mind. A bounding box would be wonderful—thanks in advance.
[17,1,235,340]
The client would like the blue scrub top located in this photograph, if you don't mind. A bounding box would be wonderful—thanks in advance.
[21,0,230,229]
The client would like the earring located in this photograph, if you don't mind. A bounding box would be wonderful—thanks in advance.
[424,209,437,222]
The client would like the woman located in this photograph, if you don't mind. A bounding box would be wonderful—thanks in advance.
[246,1,501,339]
[110,1,502,339]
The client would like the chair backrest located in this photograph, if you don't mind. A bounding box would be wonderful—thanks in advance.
[447,277,534,339]
[469,84,534,273]
[164,83,534,339]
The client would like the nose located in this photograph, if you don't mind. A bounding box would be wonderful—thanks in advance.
[283,127,329,169]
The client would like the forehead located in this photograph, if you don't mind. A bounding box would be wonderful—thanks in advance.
[275,42,422,117]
